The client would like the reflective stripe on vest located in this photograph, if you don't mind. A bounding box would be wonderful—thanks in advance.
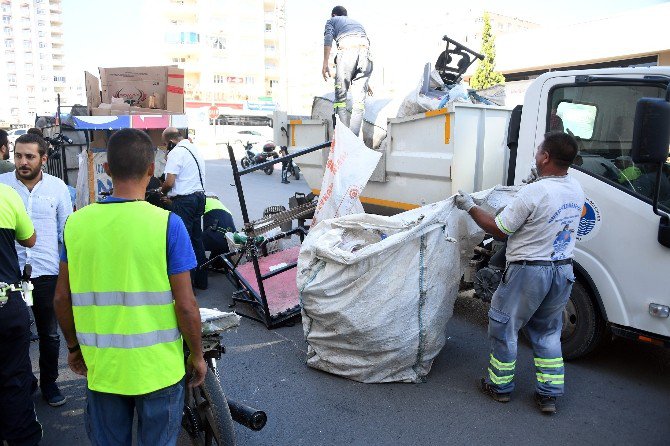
[64,201,185,396]
[72,290,174,307]
[78,328,181,349]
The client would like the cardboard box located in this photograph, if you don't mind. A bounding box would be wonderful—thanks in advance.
[85,71,101,112]
[91,107,110,116]
[167,66,185,114]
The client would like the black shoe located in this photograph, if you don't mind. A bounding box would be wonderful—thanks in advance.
[30,332,39,342]
[535,393,556,414]
[281,179,290,184]
[42,383,66,407]
[479,378,510,403]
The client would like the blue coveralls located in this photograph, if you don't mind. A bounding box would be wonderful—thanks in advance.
[486,261,574,396]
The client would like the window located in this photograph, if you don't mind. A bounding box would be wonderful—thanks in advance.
[172,57,186,63]
[265,23,272,32]
[165,31,199,44]
[1,4,10,13]
[245,76,254,85]
[38,20,45,26]
[6,61,14,71]
[8,74,16,83]
[213,74,225,84]
[211,37,225,50]
[36,9,45,15]
[38,41,46,48]
[24,63,32,71]
[53,75,65,82]
[11,108,19,116]
[2,15,10,24]
[3,26,9,34]
[23,39,30,48]
[39,52,46,59]
[549,83,670,210]
[4,38,12,48]
[38,31,45,37]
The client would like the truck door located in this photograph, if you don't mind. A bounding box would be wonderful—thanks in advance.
[538,75,670,339]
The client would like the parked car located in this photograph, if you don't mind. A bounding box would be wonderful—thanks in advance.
[7,128,28,154]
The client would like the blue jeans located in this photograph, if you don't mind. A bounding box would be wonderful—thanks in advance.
[85,379,185,446]
[485,263,574,397]
[171,192,208,289]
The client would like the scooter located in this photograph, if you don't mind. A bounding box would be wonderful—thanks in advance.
[239,141,278,175]
[279,146,300,184]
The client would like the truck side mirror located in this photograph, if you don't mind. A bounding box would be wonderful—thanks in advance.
[632,97,670,249]
[631,98,670,164]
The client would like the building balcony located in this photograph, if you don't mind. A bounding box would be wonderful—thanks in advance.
[50,14,62,25]
[49,2,61,13]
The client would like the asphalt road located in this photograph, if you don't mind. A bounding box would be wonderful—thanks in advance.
[30,159,670,445]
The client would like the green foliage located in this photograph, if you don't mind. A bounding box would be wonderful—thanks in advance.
[470,12,505,90]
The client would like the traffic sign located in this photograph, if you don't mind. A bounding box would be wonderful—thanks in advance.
[208,106,219,119]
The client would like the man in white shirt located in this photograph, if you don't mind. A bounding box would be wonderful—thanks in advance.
[455,132,585,415]
[161,127,208,289]
[0,133,73,407]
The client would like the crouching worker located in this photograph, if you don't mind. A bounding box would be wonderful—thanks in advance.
[54,128,207,445]
[455,132,584,415]
[202,195,236,269]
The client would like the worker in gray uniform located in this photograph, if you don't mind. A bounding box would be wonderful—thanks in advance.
[455,132,585,415]
[322,5,372,136]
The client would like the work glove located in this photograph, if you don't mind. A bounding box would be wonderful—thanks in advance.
[455,190,476,212]
[522,167,539,184]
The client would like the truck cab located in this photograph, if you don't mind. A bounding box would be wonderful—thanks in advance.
[514,67,670,357]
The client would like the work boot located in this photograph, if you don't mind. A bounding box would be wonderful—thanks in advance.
[535,393,557,414]
[479,378,510,403]
[42,383,66,407]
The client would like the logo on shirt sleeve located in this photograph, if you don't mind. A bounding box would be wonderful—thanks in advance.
[576,197,601,242]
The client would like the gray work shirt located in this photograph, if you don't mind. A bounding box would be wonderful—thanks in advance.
[324,16,367,47]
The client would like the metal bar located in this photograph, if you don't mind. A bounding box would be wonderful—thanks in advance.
[260,262,297,281]
[228,144,251,225]
[442,35,484,60]
[238,141,331,176]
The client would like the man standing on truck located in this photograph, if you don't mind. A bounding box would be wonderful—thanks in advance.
[0,183,40,446]
[0,133,73,407]
[54,129,206,444]
[322,5,372,136]
[161,127,208,290]
[455,132,584,415]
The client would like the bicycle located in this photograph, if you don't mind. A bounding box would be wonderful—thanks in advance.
[182,310,267,446]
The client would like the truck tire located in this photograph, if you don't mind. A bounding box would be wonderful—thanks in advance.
[561,279,607,360]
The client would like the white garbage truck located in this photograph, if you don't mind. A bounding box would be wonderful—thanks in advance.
[275,66,670,359]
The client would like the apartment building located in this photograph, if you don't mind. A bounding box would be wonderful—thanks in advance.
[161,0,286,114]
[0,0,69,126]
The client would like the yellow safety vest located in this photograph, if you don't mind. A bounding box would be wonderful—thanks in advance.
[64,201,184,395]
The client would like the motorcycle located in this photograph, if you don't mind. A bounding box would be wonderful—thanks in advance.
[239,141,278,175]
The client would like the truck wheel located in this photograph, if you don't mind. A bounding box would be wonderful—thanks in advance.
[561,279,606,360]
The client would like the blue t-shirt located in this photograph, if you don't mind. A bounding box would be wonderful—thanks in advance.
[60,197,196,275]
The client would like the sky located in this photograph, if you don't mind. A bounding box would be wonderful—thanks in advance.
[61,0,669,96]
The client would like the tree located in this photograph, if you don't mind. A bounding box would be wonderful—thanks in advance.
[470,12,505,90]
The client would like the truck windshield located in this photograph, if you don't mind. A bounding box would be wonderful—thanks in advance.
[548,84,670,211]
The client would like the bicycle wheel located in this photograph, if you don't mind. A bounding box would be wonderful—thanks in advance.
[183,368,236,446]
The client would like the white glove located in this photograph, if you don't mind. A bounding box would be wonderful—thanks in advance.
[522,167,539,184]
[455,190,476,212]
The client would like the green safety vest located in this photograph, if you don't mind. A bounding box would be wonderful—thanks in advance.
[205,197,231,215]
[64,201,184,395]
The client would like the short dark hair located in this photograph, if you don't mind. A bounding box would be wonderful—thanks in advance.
[107,129,155,181]
[0,130,7,149]
[15,133,47,157]
[27,127,44,138]
[163,129,182,143]
[541,131,579,168]
[332,6,347,16]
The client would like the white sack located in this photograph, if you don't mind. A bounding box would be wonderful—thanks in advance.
[298,186,518,383]
[312,123,382,225]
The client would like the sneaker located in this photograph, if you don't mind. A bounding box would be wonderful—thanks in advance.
[479,378,511,403]
[535,393,556,414]
[42,384,66,407]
